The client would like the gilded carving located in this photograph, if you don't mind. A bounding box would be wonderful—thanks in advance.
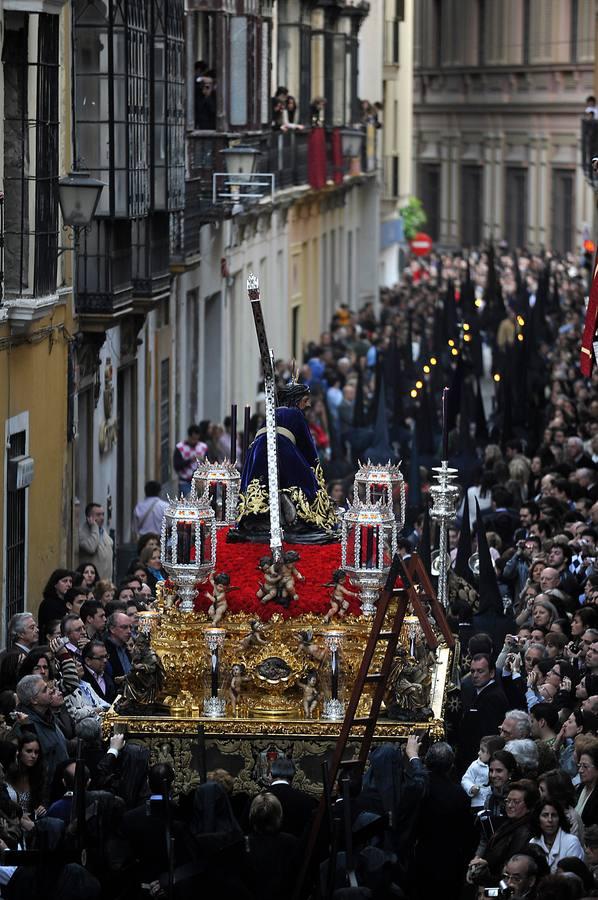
[105,586,450,781]
[237,464,337,530]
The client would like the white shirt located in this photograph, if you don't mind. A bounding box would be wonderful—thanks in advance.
[529,829,584,871]
[132,496,169,537]
[77,679,110,711]
[475,679,495,695]
[461,759,490,808]
[0,865,16,885]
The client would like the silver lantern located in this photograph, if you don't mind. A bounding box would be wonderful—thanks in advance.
[161,486,216,613]
[192,459,241,527]
[341,499,397,616]
[353,460,406,527]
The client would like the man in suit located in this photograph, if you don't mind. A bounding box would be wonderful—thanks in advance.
[122,763,185,882]
[457,653,509,775]
[0,612,40,692]
[82,640,117,703]
[104,612,132,679]
[268,757,317,838]
[0,612,38,665]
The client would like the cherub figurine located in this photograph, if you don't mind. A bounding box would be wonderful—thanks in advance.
[256,556,284,604]
[300,671,319,719]
[386,641,435,721]
[238,619,269,652]
[229,663,249,716]
[280,550,305,604]
[115,633,166,713]
[323,569,359,624]
[296,628,327,665]
[206,572,237,625]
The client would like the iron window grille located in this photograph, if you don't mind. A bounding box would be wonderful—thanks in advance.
[151,0,185,211]
[3,13,59,300]
[73,0,150,219]
[76,219,133,313]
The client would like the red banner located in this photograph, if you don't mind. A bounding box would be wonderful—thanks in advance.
[580,251,598,376]
[308,127,327,191]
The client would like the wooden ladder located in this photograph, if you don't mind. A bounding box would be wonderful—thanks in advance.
[404,553,455,651]
[293,551,454,898]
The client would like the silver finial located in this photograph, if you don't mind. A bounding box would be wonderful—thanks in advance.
[247,273,259,299]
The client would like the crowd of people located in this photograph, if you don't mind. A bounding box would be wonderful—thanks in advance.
[1,244,598,897]
[284,244,598,900]
[270,85,382,132]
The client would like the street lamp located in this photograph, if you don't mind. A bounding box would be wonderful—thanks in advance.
[220,146,260,185]
[56,170,105,328]
[340,128,363,177]
[340,129,363,159]
[57,171,105,228]
[213,146,273,211]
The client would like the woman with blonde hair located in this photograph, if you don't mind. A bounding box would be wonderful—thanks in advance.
[509,456,531,502]
[140,544,168,594]
[93,579,116,607]
[484,444,503,470]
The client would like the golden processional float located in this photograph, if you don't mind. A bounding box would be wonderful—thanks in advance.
[105,276,456,799]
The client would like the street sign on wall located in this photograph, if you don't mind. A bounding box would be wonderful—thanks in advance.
[409,232,433,256]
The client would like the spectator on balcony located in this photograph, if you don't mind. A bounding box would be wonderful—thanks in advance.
[360,99,378,128]
[271,86,288,130]
[282,96,304,132]
[272,97,287,132]
[585,94,598,117]
[286,95,298,123]
[309,96,326,127]
[272,85,288,109]
[361,100,383,130]
[194,59,207,88]
[195,68,216,130]
[194,60,208,121]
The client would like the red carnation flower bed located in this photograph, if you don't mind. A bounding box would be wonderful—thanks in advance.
[192,528,362,620]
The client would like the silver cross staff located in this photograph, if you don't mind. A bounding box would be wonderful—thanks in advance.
[246,274,283,562]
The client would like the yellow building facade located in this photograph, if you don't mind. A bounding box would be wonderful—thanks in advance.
[0,1,75,630]
[0,302,76,622]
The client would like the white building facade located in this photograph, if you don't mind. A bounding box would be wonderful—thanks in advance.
[414,0,595,252]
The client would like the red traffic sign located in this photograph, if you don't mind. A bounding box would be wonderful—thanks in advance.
[410,232,433,257]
